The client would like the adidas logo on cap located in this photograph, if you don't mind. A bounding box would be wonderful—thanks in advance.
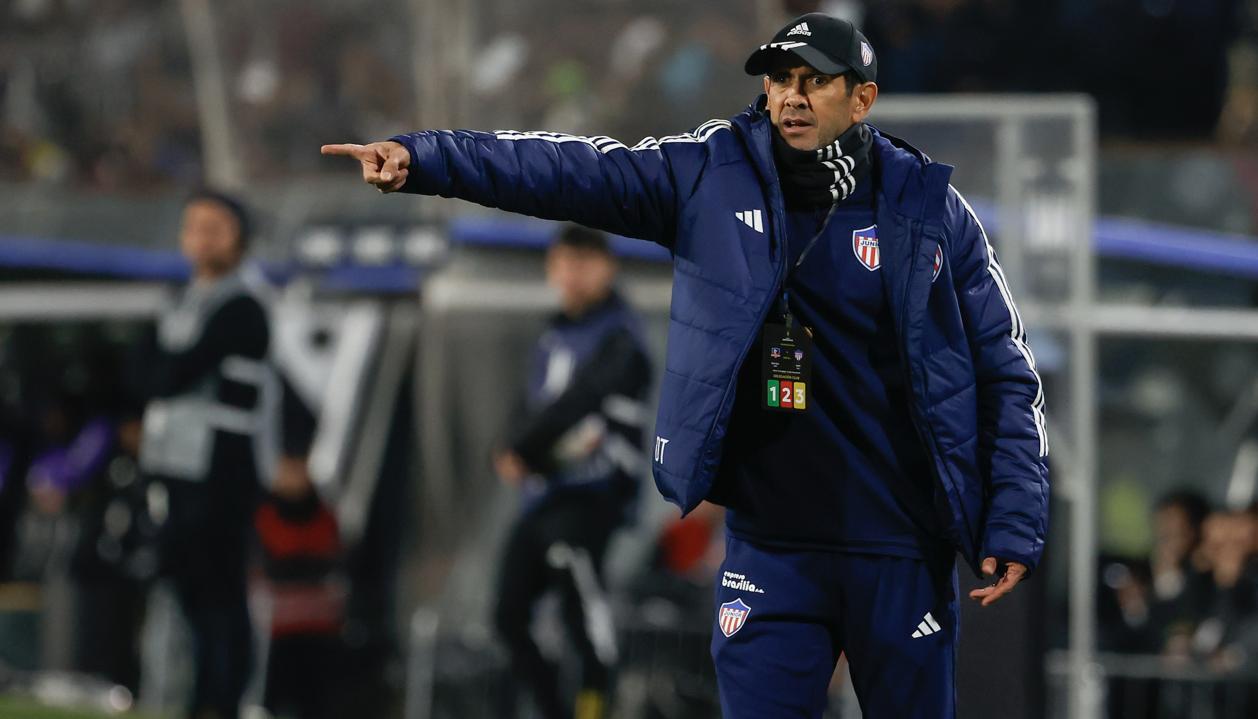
[786,22,811,37]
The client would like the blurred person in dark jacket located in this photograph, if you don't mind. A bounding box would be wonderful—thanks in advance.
[1147,489,1215,657]
[138,189,270,719]
[492,225,652,719]
[255,376,345,719]
[1191,507,1258,671]
[68,400,155,695]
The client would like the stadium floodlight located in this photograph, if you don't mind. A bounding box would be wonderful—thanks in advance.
[352,227,397,266]
[403,227,449,266]
[298,226,345,267]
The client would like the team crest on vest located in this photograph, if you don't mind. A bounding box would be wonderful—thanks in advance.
[852,224,880,271]
[932,245,943,282]
[717,598,751,638]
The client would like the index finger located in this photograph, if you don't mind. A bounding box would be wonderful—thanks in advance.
[321,143,370,159]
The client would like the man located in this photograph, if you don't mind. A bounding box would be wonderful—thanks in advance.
[139,189,270,719]
[491,225,652,719]
[324,12,1049,717]
[254,375,344,719]
[1148,489,1212,655]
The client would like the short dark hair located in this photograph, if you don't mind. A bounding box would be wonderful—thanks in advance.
[554,224,610,255]
[1155,488,1211,528]
[839,69,862,97]
[186,187,251,252]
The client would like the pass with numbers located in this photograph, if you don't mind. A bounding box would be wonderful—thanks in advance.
[761,322,811,412]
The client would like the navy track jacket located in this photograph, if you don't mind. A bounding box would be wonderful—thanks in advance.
[391,96,1050,577]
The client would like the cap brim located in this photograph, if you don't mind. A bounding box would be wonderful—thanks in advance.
[744,45,850,76]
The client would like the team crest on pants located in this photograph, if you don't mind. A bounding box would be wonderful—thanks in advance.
[717,598,751,638]
[852,225,880,271]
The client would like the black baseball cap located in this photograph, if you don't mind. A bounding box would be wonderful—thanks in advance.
[744,13,877,83]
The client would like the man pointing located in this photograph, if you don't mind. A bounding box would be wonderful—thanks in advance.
[325,13,1048,718]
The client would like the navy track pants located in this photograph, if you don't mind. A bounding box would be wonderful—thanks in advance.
[711,533,959,718]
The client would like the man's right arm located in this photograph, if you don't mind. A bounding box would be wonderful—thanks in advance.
[146,295,269,399]
[325,129,691,246]
[507,328,650,475]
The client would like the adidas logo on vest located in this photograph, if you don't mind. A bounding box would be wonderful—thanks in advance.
[735,209,763,233]
[786,22,811,37]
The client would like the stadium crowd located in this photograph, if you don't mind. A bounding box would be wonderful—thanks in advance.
[0,0,410,188]
[1103,492,1258,664]
[2,0,1257,188]
[1097,491,1258,715]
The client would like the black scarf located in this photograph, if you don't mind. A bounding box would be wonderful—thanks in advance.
[772,122,873,208]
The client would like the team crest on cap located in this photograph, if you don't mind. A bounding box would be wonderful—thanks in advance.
[861,41,874,67]
[932,245,943,282]
[852,225,880,271]
[718,598,751,638]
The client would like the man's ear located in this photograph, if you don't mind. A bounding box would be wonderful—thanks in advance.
[851,81,879,123]
[762,75,770,96]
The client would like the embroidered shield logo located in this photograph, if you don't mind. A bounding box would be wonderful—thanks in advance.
[852,225,880,271]
[717,598,751,638]
[932,245,943,282]
[861,41,874,67]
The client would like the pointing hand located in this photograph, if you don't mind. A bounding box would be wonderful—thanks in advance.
[321,141,411,193]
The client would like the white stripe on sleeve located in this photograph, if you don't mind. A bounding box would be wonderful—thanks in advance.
[495,120,731,156]
[950,185,1048,457]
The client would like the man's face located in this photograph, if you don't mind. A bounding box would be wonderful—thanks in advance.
[545,245,616,315]
[1154,505,1197,563]
[180,199,243,279]
[763,59,871,151]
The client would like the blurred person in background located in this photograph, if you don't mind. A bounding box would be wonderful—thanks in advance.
[1147,489,1214,657]
[67,398,155,696]
[490,224,653,719]
[1191,506,1258,672]
[325,11,1048,718]
[138,189,270,719]
[17,389,131,677]
[255,376,345,719]
[0,326,158,687]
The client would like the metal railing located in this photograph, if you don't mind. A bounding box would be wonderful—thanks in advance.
[1047,651,1258,719]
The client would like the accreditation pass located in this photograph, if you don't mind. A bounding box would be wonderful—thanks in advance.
[761,322,811,412]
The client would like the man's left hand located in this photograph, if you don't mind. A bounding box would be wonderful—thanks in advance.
[968,557,1027,607]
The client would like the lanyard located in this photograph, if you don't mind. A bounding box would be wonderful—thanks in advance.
[779,202,840,328]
